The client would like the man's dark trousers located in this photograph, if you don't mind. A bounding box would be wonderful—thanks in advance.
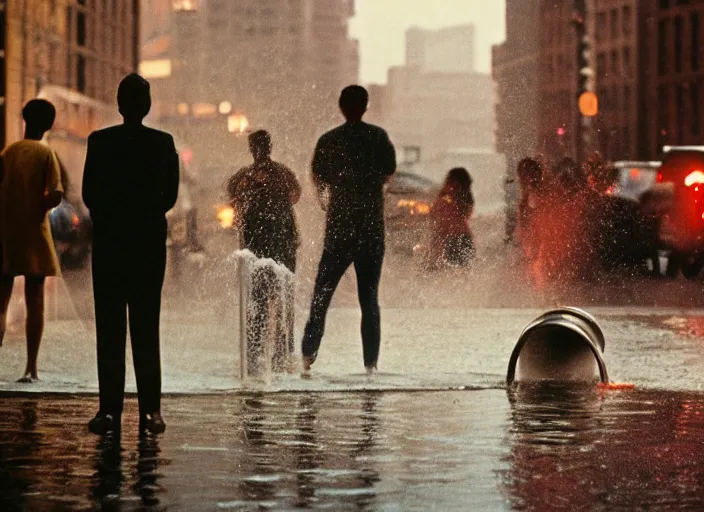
[302,244,384,367]
[92,229,166,418]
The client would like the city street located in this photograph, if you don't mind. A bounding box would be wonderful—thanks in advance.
[3,234,704,393]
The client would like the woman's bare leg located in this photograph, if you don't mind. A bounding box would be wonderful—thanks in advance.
[22,277,45,380]
[0,276,14,347]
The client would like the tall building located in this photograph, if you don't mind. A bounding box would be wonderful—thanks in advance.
[0,0,139,198]
[536,0,582,158]
[140,0,359,183]
[383,65,494,167]
[492,0,541,178]
[381,27,503,212]
[642,0,704,158]
[592,0,642,161]
[406,25,475,73]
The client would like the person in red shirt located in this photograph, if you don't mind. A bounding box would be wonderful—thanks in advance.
[426,167,475,269]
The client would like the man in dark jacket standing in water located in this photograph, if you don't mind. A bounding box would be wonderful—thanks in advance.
[83,74,179,435]
[302,85,396,373]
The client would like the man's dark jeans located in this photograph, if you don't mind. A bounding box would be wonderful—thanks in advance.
[302,246,384,367]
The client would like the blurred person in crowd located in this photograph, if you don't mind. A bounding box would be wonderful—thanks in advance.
[425,167,476,269]
[83,74,179,435]
[541,157,594,281]
[302,85,396,374]
[587,160,657,274]
[0,99,63,382]
[515,157,544,260]
[227,129,301,373]
[637,188,666,276]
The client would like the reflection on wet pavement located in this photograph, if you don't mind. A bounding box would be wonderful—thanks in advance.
[2,388,704,510]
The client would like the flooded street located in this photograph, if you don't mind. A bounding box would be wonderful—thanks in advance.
[2,387,704,510]
[3,239,704,510]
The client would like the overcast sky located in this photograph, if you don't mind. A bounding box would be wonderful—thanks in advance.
[349,0,505,85]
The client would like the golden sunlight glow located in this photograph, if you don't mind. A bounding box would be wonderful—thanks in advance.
[192,103,217,118]
[173,0,198,11]
[397,199,431,215]
[228,113,249,134]
[139,59,172,79]
[216,204,235,229]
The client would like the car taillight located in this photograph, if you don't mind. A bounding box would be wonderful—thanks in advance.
[657,172,664,182]
[685,170,704,187]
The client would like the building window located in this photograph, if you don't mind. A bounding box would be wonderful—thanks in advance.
[677,84,685,143]
[597,12,606,41]
[659,85,669,135]
[597,52,606,75]
[659,19,669,75]
[660,0,669,8]
[77,55,86,93]
[77,11,86,46]
[624,85,632,113]
[610,9,618,39]
[611,50,619,75]
[622,6,632,36]
[675,17,684,73]
[693,12,700,71]
[613,86,620,111]
[623,46,631,75]
[693,81,701,135]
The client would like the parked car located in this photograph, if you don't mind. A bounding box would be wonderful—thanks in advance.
[384,171,439,255]
[49,198,91,269]
[612,160,661,201]
[654,146,704,278]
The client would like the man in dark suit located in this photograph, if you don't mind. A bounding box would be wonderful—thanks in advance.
[83,74,179,435]
[301,85,396,373]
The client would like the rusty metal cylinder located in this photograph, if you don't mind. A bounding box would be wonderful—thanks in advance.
[506,307,608,385]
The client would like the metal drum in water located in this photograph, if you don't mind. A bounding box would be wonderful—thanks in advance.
[506,307,608,385]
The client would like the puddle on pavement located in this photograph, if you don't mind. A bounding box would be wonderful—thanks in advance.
[1,385,704,510]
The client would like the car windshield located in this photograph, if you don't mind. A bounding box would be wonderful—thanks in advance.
[386,172,438,194]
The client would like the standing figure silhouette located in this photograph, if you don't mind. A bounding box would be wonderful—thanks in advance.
[227,130,301,373]
[301,85,396,373]
[83,74,179,435]
[0,99,63,382]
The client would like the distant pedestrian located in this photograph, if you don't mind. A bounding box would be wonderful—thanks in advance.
[227,130,301,373]
[515,157,544,261]
[83,74,179,435]
[302,85,396,373]
[425,167,475,269]
[0,99,63,382]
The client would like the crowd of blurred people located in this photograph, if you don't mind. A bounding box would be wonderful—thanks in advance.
[513,152,659,287]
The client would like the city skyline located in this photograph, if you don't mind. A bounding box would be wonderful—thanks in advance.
[349,0,505,84]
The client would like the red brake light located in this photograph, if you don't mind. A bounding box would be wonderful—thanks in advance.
[657,172,663,182]
[685,170,704,187]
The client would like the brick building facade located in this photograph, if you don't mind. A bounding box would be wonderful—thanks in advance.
[642,0,704,158]
[593,0,640,160]
[1,0,139,198]
[492,0,540,177]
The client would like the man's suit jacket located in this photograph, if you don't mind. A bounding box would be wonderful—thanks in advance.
[82,124,179,243]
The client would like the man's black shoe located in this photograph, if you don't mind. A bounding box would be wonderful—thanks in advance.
[141,412,166,434]
[88,413,117,435]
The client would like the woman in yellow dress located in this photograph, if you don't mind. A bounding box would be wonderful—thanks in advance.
[0,100,63,382]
